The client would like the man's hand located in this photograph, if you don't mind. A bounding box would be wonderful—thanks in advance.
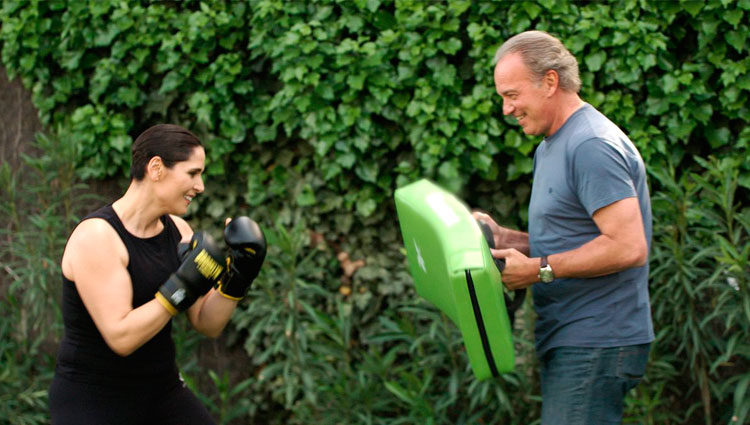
[490,248,539,290]
[472,211,530,256]
[472,211,502,248]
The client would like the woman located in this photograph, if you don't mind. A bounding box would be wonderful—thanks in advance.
[49,124,264,424]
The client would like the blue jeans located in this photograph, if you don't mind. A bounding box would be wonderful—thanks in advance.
[539,343,650,425]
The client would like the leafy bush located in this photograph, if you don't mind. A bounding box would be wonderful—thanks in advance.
[3,0,747,220]
[0,296,54,425]
[230,218,540,425]
[645,157,749,424]
[0,132,94,424]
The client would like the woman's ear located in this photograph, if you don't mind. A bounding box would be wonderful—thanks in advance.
[147,156,164,182]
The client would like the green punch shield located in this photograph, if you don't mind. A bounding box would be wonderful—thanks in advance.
[394,179,514,379]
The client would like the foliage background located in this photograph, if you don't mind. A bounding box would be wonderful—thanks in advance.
[1,0,748,424]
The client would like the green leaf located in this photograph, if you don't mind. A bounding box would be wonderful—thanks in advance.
[90,0,111,17]
[385,381,416,405]
[522,2,542,19]
[704,126,731,148]
[436,37,461,55]
[723,8,744,26]
[367,0,381,13]
[94,23,120,46]
[448,0,471,15]
[356,197,377,217]
[437,160,459,181]
[159,70,182,94]
[109,134,131,152]
[60,50,83,70]
[347,73,366,91]
[355,161,378,183]
[254,125,277,143]
[612,30,629,46]
[470,151,493,172]
[435,120,457,137]
[336,152,356,169]
[638,53,657,70]
[584,50,606,72]
[338,104,361,127]
[434,63,456,86]
[566,34,588,53]
[662,74,679,93]
[296,184,316,206]
[323,163,341,180]
[725,30,746,52]
[682,1,703,17]
[692,103,713,124]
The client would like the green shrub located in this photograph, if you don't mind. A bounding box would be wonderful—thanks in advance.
[3,0,747,220]
[646,157,749,424]
[0,131,94,424]
[230,217,539,424]
[0,296,53,425]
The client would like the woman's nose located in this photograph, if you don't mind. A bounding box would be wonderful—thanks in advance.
[194,176,204,193]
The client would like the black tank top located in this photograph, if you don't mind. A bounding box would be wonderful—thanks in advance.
[55,204,183,386]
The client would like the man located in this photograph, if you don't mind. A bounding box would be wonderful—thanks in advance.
[474,30,654,424]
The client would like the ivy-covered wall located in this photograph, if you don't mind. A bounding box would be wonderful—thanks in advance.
[1,1,748,424]
[3,1,748,215]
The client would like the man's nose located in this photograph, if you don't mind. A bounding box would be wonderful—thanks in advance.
[503,101,514,116]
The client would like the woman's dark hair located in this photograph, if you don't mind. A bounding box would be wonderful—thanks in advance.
[130,124,203,181]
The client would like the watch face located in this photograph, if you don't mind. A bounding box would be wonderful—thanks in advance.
[540,266,554,283]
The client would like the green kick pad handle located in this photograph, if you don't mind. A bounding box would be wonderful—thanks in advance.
[394,179,515,379]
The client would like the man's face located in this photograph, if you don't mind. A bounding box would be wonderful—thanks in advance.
[493,53,553,136]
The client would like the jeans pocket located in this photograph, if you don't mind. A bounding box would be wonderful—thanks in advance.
[617,343,650,389]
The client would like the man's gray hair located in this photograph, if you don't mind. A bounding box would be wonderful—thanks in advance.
[493,30,581,93]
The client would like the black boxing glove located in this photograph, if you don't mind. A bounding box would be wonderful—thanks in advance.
[177,241,190,261]
[155,231,225,316]
[216,216,267,300]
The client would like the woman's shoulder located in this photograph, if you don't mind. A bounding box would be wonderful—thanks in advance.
[69,217,120,243]
[168,214,193,243]
[62,218,128,277]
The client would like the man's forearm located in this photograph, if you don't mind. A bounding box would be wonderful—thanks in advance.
[550,197,648,280]
[549,234,647,280]
[497,227,530,256]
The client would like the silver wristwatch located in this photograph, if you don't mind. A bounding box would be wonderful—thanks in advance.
[538,256,555,283]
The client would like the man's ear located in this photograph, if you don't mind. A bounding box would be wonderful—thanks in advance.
[543,69,559,97]
[147,156,164,181]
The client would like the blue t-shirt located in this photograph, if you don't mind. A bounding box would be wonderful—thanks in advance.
[528,103,654,356]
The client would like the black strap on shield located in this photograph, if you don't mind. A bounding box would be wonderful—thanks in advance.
[477,221,526,326]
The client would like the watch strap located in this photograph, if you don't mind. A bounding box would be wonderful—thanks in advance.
[538,255,554,283]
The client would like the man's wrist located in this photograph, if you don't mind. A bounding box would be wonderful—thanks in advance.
[538,255,555,283]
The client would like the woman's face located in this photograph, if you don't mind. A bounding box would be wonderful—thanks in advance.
[157,146,205,215]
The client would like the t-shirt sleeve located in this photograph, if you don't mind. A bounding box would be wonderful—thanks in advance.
[571,138,637,216]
